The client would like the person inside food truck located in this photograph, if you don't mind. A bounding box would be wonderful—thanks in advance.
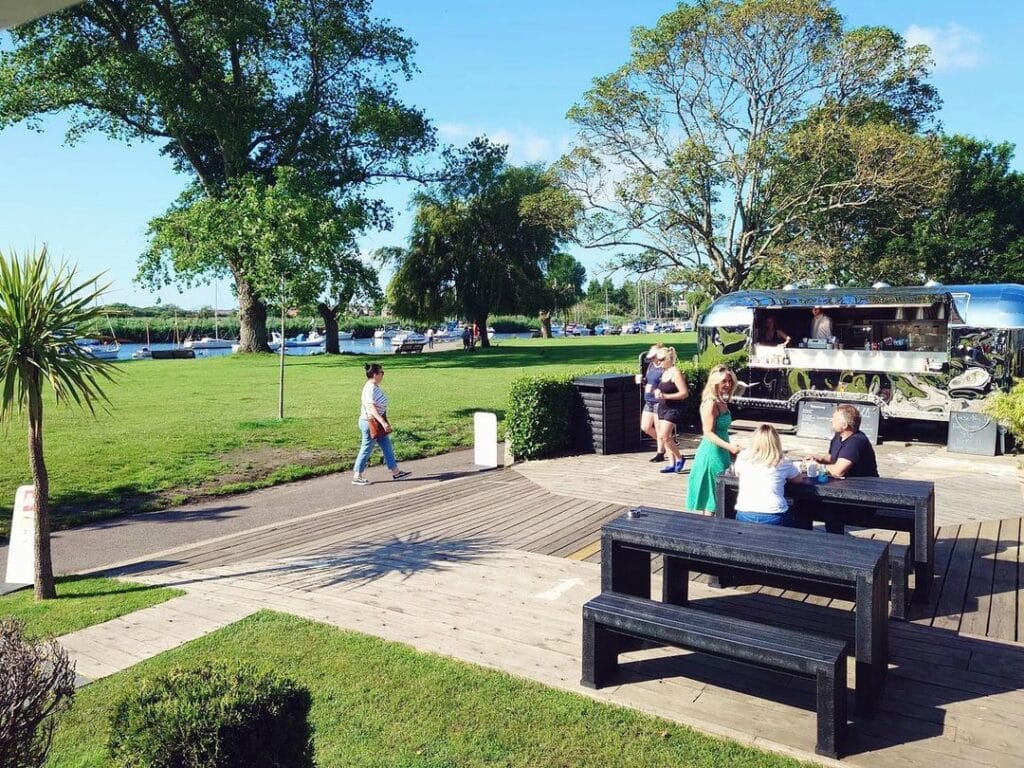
[757,315,791,346]
[810,306,833,340]
[804,404,879,478]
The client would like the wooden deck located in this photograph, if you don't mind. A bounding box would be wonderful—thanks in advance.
[108,449,1024,767]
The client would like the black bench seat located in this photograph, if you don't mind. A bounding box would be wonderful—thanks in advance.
[582,592,848,758]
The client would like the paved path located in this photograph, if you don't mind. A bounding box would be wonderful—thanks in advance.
[0,448,491,577]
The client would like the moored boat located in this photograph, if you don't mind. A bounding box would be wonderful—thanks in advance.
[391,331,428,346]
[151,348,196,360]
[74,338,120,360]
[184,336,236,350]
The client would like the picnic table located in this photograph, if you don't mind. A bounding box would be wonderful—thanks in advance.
[600,507,890,714]
[715,472,936,601]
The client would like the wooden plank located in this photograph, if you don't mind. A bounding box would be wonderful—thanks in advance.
[930,523,980,632]
[984,518,1019,643]
[959,520,1001,638]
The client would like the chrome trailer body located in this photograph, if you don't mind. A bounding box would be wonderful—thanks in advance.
[698,284,1024,423]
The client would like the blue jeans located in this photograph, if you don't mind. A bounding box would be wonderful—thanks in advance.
[736,510,793,526]
[354,418,397,473]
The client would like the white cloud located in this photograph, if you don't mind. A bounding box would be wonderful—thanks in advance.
[904,23,982,72]
[437,122,572,165]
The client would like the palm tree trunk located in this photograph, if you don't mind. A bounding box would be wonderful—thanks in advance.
[26,374,55,600]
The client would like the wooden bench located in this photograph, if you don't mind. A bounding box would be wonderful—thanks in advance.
[716,473,935,602]
[603,508,888,714]
[582,592,848,758]
[394,341,425,354]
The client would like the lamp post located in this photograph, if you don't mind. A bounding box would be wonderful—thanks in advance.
[278,272,287,420]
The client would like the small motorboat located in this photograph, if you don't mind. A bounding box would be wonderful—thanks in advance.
[269,331,326,349]
[131,346,152,360]
[391,331,428,346]
[338,330,354,341]
[74,338,120,360]
[184,336,236,350]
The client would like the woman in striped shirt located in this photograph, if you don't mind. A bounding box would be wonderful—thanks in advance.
[352,363,411,485]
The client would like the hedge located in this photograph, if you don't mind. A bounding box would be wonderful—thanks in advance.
[108,663,314,768]
[506,361,720,460]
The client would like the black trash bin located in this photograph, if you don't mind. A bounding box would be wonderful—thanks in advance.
[573,374,642,455]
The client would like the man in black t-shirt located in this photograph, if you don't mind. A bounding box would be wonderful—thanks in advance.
[809,404,879,478]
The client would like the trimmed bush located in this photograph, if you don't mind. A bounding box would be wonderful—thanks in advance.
[506,374,576,460]
[0,618,76,768]
[108,663,314,768]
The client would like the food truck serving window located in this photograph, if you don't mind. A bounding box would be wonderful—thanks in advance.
[752,294,958,353]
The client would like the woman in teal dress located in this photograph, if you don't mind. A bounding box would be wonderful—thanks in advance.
[686,365,741,513]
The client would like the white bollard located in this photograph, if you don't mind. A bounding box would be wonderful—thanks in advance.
[5,485,36,587]
[473,412,502,468]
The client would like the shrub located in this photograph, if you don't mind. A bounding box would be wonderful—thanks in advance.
[108,663,315,768]
[506,374,576,460]
[985,379,1024,443]
[0,618,76,768]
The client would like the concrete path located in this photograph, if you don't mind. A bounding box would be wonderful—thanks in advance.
[61,592,258,683]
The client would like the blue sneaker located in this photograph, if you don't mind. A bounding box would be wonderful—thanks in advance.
[674,458,686,473]
[659,462,677,474]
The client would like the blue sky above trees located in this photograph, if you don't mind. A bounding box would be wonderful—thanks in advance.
[1,0,1020,308]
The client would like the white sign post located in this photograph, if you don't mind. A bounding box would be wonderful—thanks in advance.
[5,485,36,587]
[473,412,502,468]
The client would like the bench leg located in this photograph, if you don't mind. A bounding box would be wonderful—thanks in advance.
[815,656,847,759]
[890,552,910,621]
[581,617,619,689]
[662,556,689,605]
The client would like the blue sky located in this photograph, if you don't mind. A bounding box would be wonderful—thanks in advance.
[1,0,1021,308]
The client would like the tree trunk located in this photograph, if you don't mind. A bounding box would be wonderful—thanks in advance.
[234,272,270,352]
[26,374,55,601]
[319,302,340,354]
[538,310,552,338]
[474,314,490,348]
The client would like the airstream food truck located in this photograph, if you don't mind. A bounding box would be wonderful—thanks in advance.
[698,284,1024,431]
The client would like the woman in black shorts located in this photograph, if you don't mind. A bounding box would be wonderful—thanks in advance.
[653,346,689,474]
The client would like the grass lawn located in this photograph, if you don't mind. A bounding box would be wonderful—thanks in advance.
[47,610,807,768]
[0,335,694,536]
[0,575,182,639]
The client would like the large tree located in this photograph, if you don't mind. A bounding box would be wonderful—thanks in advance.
[557,0,945,296]
[382,140,579,348]
[538,252,586,336]
[876,135,1024,285]
[753,134,1024,287]
[139,167,373,353]
[0,0,433,350]
[313,260,381,354]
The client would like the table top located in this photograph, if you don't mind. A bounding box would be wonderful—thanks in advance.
[604,507,888,580]
[717,472,934,507]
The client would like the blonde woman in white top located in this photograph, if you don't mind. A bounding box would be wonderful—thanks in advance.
[352,363,411,486]
[733,424,804,526]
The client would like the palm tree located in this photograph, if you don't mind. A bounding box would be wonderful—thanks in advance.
[0,247,116,600]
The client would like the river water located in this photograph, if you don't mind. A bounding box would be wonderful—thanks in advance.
[111,333,533,361]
